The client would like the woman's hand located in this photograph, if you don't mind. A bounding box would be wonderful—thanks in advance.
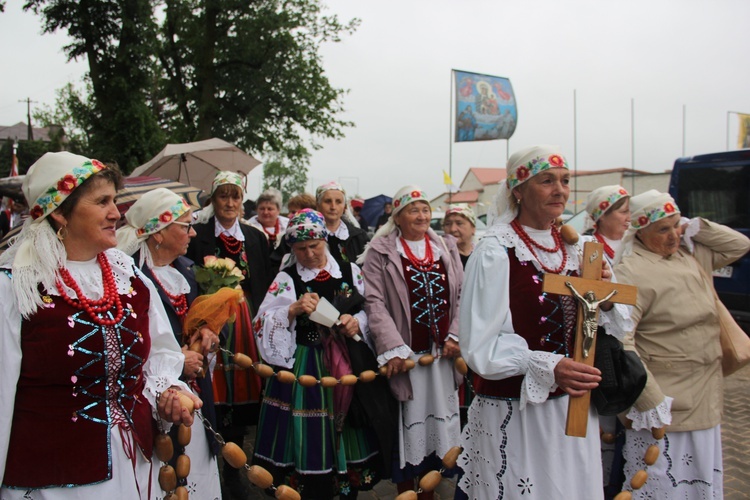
[384,357,408,379]
[337,314,361,338]
[196,326,220,354]
[181,344,204,379]
[442,338,460,359]
[157,387,203,426]
[288,292,320,320]
[553,357,601,397]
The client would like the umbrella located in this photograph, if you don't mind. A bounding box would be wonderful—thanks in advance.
[361,194,392,228]
[117,176,204,214]
[130,138,261,193]
[0,175,25,201]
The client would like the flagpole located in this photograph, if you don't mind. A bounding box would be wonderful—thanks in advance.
[631,98,635,195]
[727,111,731,151]
[573,89,578,214]
[449,70,454,205]
[682,104,686,157]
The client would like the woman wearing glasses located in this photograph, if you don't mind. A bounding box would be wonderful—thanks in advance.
[117,187,223,498]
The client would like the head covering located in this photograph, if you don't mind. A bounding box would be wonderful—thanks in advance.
[195,170,245,224]
[350,198,364,210]
[585,185,630,232]
[285,208,328,246]
[0,152,109,318]
[444,204,476,227]
[116,188,191,267]
[614,189,681,265]
[489,145,569,225]
[315,181,360,228]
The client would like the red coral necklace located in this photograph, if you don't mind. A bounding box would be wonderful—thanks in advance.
[55,253,125,327]
[400,236,436,272]
[510,219,568,274]
[148,266,189,320]
[219,233,243,255]
[594,231,615,259]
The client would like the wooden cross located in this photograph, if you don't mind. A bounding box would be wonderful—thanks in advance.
[542,241,637,437]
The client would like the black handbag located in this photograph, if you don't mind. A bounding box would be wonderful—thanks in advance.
[592,327,647,416]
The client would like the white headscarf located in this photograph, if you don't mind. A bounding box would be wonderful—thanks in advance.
[614,189,681,265]
[315,181,360,229]
[584,185,630,232]
[195,171,245,224]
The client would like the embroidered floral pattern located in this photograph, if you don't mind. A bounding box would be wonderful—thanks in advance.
[507,154,569,188]
[211,171,244,194]
[30,159,106,220]
[268,280,291,297]
[394,189,427,210]
[631,201,681,229]
[590,188,629,221]
[136,199,190,236]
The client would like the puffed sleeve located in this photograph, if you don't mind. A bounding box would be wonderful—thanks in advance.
[254,271,299,368]
[0,273,22,485]
[459,237,563,409]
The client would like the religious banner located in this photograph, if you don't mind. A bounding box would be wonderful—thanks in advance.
[453,70,517,142]
[737,113,750,149]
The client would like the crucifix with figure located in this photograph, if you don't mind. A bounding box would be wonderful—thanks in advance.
[542,241,637,437]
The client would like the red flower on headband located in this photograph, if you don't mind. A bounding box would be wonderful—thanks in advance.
[516,166,530,181]
[30,205,44,220]
[411,190,421,198]
[599,201,610,211]
[91,159,106,171]
[619,189,628,195]
[664,203,675,213]
[393,199,401,208]
[638,215,649,227]
[57,175,78,195]
[159,211,173,223]
[549,155,564,167]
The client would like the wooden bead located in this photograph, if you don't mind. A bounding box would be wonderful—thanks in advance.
[158,464,177,492]
[418,354,435,366]
[340,374,358,386]
[177,424,191,446]
[222,442,247,469]
[651,427,666,440]
[613,492,632,500]
[418,470,442,492]
[454,357,468,375]
[233,352,254,369]
[560,224,579,245]
[442,446,463,469]
[359,370,377,383]
[644,444,660,466]
[395,492,418,500]
[601,432,616,445]
[247,465,274,489]
[175,485,189,500]
[630,469,648,490]
[253,363,275,378]
[189,340,202,353]
[275,484,301,500]
[154,433,174,462]
[297,375,318,387]
[404,359,416,370]
[177,393,195,415]
[276,370,297,384]
[320,376,339,388]
[175,454,191,479]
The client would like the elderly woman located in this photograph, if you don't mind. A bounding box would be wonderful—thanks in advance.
[0,152,198,498]
[361,186,463,498]
[614,190,750,499]
[455,145,632,499]
[253,209,385,499]
[248,187,289,251]
[117,188,222,498]
[316,181,369,264]
[286,192,317,219]
[442,204,476,268]
[186,171,272,496]
[584,185,631,265]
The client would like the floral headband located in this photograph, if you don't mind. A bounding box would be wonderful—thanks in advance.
[29,158,107,221]
[285,208,328,246]
[444,204,476,226]
[315,181,345,203]
[629,190,680,230]
[211,171,244,195]
[507,153,568,189]
[392,187,429,214]
[135,198,191,237]
[588,186,629,222]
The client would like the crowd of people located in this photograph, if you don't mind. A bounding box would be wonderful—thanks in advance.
[0,148,747,500]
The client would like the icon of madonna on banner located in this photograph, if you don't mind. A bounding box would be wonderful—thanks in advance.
[454,70,517,142]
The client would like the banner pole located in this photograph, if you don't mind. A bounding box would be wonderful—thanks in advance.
[573,89,578,214]
[631,98,635,195]
[449,70,454,205]
[727,111,731,151]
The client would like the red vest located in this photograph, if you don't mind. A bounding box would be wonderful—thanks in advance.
[473,248,576,399]
[3,273,154,489]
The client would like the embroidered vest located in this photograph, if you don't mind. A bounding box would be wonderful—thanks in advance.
[474,247,576,400]
[400,256,451,353]
[3,273,153,489]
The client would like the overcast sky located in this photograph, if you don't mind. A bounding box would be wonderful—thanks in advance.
[2,0,750,200]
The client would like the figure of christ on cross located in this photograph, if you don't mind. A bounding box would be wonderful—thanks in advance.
[543,241,637,437]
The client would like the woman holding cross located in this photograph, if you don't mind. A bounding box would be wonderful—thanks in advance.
[455,145,632,499]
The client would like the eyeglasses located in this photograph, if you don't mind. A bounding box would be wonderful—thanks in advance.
[171,221,194,233]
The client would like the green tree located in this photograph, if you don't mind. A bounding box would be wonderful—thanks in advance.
[33,82,94,155]
[262,157,308,205]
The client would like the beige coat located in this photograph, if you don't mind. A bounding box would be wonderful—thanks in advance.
[615,219,750,431]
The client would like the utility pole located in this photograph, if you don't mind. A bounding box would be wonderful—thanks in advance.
[19,98,38,140]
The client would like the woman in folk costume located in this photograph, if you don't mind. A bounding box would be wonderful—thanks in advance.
[315,181,369,264]
[186,170,272,497]
[455,145,632,499]
[442,204,477,269]
[252,209,386,499]
[247,187,290,252]
[0,152,199,499]
[117,188,222,499]
[614,190,750,499]
[360,186,464,499]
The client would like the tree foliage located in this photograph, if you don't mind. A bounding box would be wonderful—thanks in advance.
[22,0,358,174]
[262,157,308,205]
[33,82,94,155]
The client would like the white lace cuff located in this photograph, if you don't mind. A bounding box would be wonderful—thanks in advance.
[377,344,414,367]
[257,308,297,369]
[598,302,632,342]
[520,351,563,410]
[681,217,701,253]
[627,396,673,431]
